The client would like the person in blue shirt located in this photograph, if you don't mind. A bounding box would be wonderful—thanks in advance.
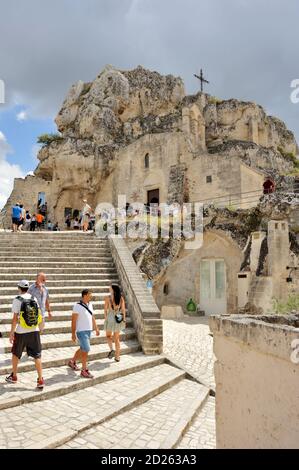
[11,204,22,233]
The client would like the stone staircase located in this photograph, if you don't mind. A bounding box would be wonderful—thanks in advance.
[0,232,212,449]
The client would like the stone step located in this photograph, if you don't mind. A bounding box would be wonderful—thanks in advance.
[0,299,105,313]
[0,233,99,239]
[0,318,133,336]
[0,248,110,255]
[0,256,112,262]
[0,291,110,302]
[176,396,216,449]
[0,339,141,376]
[0,284,115,296]
[0,354,165,411]
[0,309,130,324]
[0,273,118,282]
[0,267,117,275]
[58,378,209,450]
[0,260,114,267]
[0,363,186,449]
[0,278,119,288]
[1,328,136,353]
[0,242,110,252]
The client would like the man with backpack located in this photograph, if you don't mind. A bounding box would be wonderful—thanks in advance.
[5,280,44,389]
[68,289,99,378]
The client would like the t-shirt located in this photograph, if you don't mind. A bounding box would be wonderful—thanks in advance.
[36,214,44,223]
[28,283,49,317]
[12,293,40,334]
[12,206,22,219]
[72,301,93,332]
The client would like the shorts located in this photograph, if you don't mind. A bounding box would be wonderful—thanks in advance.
[76,330,91,353]
[37,222,42,228]
[12,332,42,360]
[12,217,19,225]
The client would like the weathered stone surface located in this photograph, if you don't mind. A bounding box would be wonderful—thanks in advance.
[2,65,298,229]
[210,314,299,449]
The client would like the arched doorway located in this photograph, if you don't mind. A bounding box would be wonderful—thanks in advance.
[263,179,275,194]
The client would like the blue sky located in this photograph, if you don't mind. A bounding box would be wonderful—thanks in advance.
[0,105,55,174]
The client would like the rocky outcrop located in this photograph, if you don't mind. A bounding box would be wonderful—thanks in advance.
[1,64,298,227]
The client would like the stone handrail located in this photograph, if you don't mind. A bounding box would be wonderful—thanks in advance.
[108,235,163,355]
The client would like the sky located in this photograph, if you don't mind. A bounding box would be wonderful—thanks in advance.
[0,0,299,208]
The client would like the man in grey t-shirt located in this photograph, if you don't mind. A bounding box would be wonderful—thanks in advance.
[28,272,52,331]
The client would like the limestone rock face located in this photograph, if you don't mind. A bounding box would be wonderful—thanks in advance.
[1,64,298,229]
[204,98,297,155]
[55,65,185,145]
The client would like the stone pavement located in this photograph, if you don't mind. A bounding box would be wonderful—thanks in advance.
[163,316,215,390]
[59,379,208,449]
[162,316,216,449]
[0,233,216,449]
[177,397,216,449]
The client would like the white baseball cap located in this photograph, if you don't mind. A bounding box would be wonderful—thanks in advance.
[17,280,30,289]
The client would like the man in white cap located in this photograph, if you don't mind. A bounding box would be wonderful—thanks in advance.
[5,280,44,389]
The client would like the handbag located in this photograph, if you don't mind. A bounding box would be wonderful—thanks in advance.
[115,312,124,324]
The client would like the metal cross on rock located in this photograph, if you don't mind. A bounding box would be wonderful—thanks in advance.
[194,69,209,93]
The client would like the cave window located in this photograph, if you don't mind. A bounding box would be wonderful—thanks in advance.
[206,175,212,183]
[145,153,150,169]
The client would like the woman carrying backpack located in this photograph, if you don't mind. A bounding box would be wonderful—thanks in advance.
[104,284,126,362]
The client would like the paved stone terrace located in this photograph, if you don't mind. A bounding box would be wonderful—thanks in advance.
[163,316,215,390]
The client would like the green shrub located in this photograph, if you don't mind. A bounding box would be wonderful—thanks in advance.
[37,133,63,147]
[272,294,299,314]
[209,96,223,105]
[278,146,299,168]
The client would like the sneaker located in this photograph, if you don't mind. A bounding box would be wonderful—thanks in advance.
[37,378,45,389]
[5,373,17,384]
[80,369,94,379]
[68,359,80,371]
[107,349,115,359]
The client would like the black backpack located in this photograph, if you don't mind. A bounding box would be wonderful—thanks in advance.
[17,296,41,329]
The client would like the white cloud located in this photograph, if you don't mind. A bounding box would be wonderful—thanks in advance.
[16,110,28,122]
[0,131,24,209]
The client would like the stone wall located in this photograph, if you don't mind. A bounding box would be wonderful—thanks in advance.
[154,230,243,315]
[209,314,299,449]
[0,175,53,228]
[108,235,163,355]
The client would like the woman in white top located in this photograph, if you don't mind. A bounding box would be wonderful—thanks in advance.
[81,199,92,232]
